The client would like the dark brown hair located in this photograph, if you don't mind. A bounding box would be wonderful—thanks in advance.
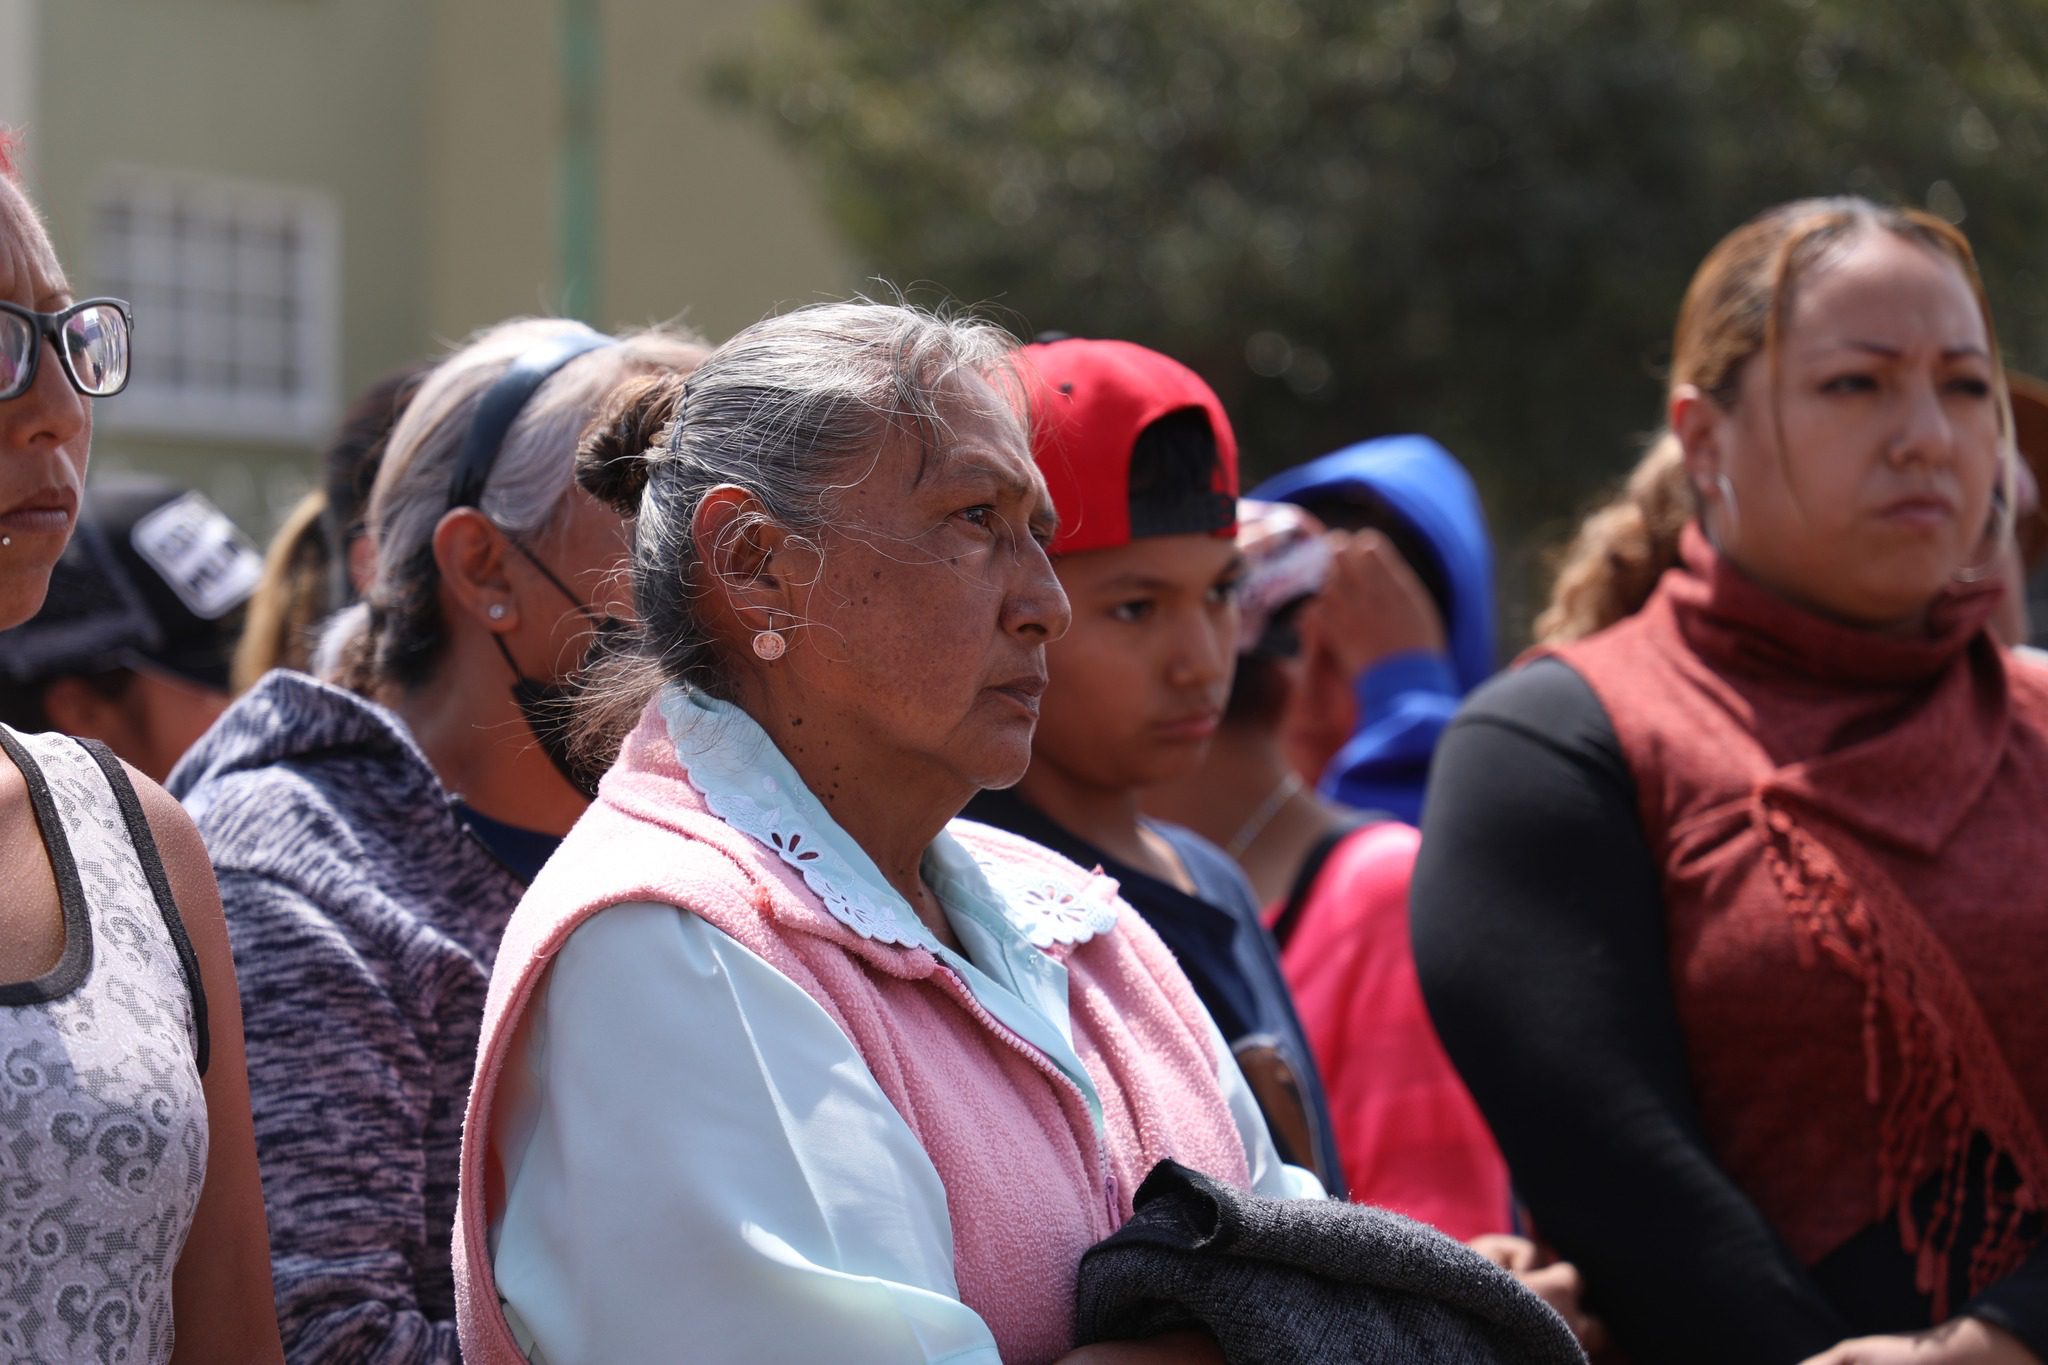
[320,360,435,607]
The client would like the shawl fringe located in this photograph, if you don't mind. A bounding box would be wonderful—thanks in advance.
[1757,793,2047,1315]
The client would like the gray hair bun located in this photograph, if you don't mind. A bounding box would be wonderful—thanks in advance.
[576,372,688,518]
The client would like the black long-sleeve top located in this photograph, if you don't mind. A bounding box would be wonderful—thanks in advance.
[1410,658,2048,1364]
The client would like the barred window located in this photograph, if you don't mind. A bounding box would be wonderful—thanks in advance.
[92,168,340,443]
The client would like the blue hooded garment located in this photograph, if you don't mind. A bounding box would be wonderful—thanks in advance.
[1251,436,1496,825]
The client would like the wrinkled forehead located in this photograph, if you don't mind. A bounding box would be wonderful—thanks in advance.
[0,177,68,304]
[904,365,1029,468]
[943,362,1029,440]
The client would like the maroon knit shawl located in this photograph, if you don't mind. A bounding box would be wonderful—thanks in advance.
[1549,524,2048,1314]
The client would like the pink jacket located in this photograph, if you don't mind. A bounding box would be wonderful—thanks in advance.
[453,706,1253,1365]
[1271,822,1509,1241]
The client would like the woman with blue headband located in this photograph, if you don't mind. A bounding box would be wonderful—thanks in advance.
[169,317,705,1362]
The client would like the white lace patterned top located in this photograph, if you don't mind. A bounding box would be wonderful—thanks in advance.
[0,726,211,1365]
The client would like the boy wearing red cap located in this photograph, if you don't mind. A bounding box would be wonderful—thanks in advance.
[965,337,1343,1192]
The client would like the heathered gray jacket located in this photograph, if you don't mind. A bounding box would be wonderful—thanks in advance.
[1076,1160,1588,1364]
[170,670,525,1365]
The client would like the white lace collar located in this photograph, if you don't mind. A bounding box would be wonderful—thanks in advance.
[657,687,1118,953]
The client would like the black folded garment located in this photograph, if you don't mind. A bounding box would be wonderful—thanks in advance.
[1075,1161,1586,1365]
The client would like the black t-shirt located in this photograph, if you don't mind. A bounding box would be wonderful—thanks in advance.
[964,786,1345,1195]
[1410,657,2048,1363]
[455,801,559,886]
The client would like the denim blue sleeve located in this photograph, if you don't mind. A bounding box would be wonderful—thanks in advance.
[1321,650,1463,825]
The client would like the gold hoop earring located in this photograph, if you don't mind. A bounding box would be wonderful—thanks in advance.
[1953,490,2011,585]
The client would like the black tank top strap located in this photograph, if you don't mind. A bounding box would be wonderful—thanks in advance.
[0,725,93,1003]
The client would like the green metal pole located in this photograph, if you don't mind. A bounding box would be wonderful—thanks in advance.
[558,0,601,322]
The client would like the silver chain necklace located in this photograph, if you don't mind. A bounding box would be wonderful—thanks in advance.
[1226,772,1305,859]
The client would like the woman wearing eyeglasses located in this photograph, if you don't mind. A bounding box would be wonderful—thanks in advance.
[0,142,284,1362]
[166,316,705,1363]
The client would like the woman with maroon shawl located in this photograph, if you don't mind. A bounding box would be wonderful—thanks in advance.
[1413,198,2048,1365]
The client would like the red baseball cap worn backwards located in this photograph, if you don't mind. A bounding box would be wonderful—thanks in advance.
[1021,337,1240,556]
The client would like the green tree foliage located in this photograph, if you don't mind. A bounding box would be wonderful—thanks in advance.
[720,0,2048,625]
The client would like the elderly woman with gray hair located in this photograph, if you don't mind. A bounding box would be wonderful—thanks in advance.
[168,316,706,1362]
[448,301,1334,1365]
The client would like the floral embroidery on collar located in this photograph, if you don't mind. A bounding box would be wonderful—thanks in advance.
[976,862,1123,949]
[660,688,937,951]
[658,687,1121,953]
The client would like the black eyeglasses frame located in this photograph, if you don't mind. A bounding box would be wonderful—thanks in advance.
[0,296,134,403]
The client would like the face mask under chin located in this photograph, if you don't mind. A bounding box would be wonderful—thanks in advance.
[492,539,630,799]
[493,619,627,800]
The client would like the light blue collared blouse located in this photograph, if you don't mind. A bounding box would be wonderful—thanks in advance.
[488,689,1319,1364]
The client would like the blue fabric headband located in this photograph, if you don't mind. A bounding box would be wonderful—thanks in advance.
[446,326,615,512]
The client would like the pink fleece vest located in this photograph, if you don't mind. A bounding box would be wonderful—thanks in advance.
[453,707,1252,1365]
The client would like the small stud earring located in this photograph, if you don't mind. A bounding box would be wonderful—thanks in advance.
[0,535,11,548]
[488,603,508,622]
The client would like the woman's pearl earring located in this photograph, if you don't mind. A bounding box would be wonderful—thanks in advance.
[488,603,508,622]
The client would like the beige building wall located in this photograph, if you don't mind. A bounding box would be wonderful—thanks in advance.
[425,0,857,347]
[25,0,433,529]
[0,0,38,178]
[423,0,563,341]
[597,0,857,339]
[17,0,856,537]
